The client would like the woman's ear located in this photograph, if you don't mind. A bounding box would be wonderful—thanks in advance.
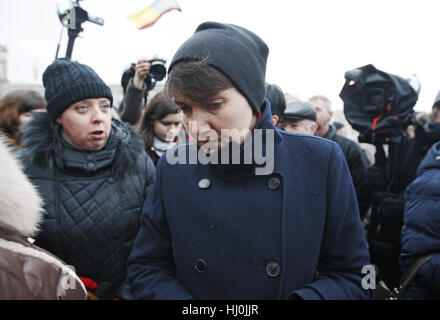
[56,118,62,125]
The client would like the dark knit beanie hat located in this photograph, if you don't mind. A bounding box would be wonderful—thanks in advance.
[168,22,269,114]
[43,59,113,121]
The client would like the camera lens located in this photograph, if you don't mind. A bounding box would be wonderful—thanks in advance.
[150,64,166,81]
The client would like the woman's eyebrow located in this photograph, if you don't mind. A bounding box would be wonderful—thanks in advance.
[173,100,187,105]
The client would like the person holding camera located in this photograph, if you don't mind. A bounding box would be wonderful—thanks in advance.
[365,91,440,289]
[119,58,167,126]
[339,65,439,291]
[119,59,151,125]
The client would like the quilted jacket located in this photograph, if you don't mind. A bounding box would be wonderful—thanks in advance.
[18,112,155,299]
[400,141,440,299]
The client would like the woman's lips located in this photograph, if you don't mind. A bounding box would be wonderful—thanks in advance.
[90,130,105,139]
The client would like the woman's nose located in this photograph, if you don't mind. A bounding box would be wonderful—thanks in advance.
[186,111,211,137]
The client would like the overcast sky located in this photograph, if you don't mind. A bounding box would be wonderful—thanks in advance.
[0,0,439,112]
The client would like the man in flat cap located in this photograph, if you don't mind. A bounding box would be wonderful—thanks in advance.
[309,95,370,220]
[280,101,318,135]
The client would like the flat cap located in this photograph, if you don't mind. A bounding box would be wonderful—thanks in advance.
[283,101,317,121]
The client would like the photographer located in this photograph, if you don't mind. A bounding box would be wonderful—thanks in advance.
[119,59,151,125]
[339,65,435,289]
[119,58,167,126]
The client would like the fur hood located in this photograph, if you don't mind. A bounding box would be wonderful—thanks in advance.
[19,112,147,179]
[0,137,44,237]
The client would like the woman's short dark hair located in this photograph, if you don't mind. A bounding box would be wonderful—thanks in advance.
[164,59,233,103]
[137,90,181,153]
[0,90,46,146]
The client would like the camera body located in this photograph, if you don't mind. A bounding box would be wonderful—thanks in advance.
[121,58,167,94]
[339,64,418,145]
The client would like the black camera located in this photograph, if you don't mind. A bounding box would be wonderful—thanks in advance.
[121,58,167,94]
[339,64,419,144]
[148,58,167,82]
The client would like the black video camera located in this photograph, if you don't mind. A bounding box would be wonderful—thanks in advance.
[121,58,167,94]
[339,64,419,145]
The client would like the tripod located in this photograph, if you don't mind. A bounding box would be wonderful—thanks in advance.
[56,0,104,60]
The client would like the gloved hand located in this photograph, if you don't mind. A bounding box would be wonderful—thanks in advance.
[79,277,99,300]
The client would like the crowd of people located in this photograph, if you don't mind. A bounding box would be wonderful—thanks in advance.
[0,21,439,300]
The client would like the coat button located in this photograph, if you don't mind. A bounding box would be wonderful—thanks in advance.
[267,176,281,190]
[266,262,280,277]
[195,258,207,274]
[108,178,115,184]
[87,162,95,169]
[198,178,211,189]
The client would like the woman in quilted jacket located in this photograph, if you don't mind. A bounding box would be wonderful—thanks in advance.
[400,141,440,299]
[18,59,156,300]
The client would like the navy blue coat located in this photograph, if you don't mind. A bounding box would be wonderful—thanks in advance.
[128,101,372,299]
[400,142,440,299]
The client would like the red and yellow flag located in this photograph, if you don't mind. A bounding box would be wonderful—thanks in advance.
[128,0,181,30]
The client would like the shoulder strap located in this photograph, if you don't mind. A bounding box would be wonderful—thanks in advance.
[394,253,436,299]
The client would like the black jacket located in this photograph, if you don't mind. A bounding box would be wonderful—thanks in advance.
[324,124,370,217]
[119,78,146,126]
[18,112,155,299]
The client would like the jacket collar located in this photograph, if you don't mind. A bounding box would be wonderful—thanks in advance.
[417,141,440,176]
[19,112,146,179]
[324,124,337,140]
[0,139,43,237]
[209,99,281,178]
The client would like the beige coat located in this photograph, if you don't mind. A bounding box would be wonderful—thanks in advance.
[0,138,86,300]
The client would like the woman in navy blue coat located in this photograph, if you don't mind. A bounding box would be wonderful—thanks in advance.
[127,22,372,300]
[400,141,440,299]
